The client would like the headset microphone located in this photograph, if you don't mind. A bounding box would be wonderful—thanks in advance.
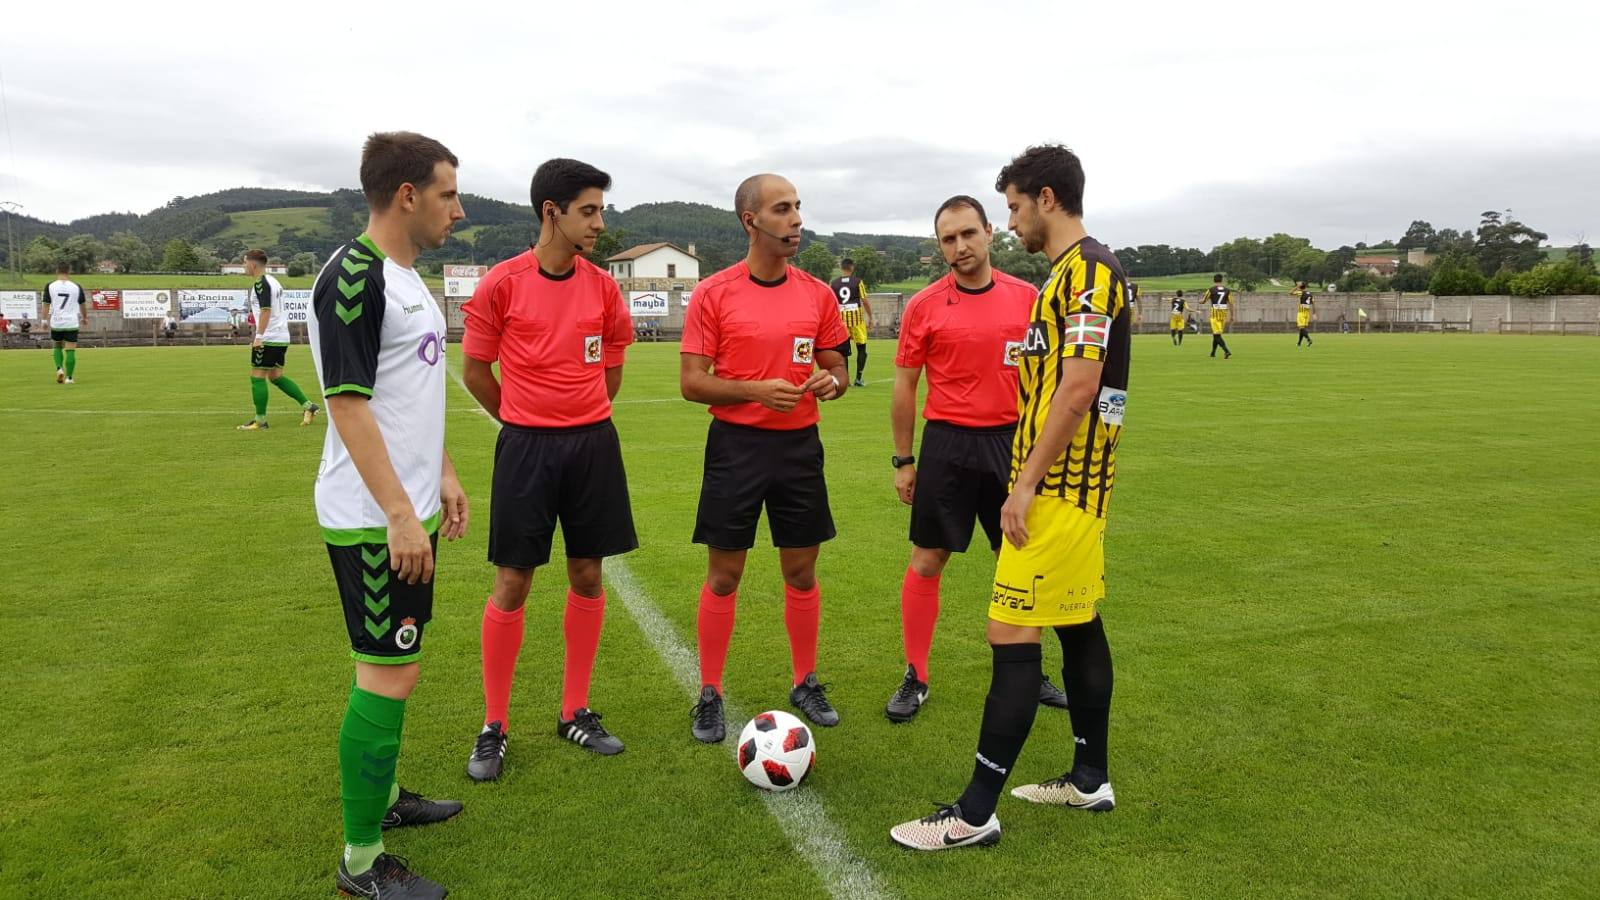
[551,210,586,254]
[747,218,798,245]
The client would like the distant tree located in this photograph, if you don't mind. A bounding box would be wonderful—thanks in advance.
[1213,236,1264,276]
[886,247,920,282]
[192,245,221,273]
[54,235,104,273]
[21,236,61,273]
[1336,269,1387,292]
[1282,247,1328,283]
[1229,261,1265,291]
[105,231,153,272]
[161,239,201,272]
[1571,242,1594,270]
[1320,246,1358,284]
[1390,262,1432,292]
[795,241,836,281]
[1474,209,1546,275]
[988,232,1050,285]
[846,244,889,287]
[1259,233,1312,277]
[1427,253,1487,295]
[287,252,319,278]
[1507,260,1600,296]
[1395,220,1436,251]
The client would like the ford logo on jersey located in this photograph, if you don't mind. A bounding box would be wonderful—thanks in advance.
[416,332,444,366]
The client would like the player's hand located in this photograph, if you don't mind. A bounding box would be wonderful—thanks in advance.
[750,378,804,413]
[440,473,469,541]
[1000,487,1035,549]
[802,369,838,401]
[251,337,263,349]
[895,465,916,506]
[387,511,434,584]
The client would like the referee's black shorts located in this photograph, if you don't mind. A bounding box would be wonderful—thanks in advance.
[910,420,1016,553]
[488,418,638,569]
[693,419,835,551]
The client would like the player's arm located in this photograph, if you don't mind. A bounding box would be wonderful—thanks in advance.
[860,283,872,319]
[603,280,632,400]
[460,277,504,422]
[439,450,469,541]
[1000,357,1102,548]
[891,365,922,505]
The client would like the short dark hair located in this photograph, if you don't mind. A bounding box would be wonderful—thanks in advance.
[934,195,989,230]
[530,158,612,220]
[840,258,854,269]
[244,249,268,265]
[1214,273,1225,283]
[994,144,1084,216]
[360,131,458,210]
[1176,289,1185,296]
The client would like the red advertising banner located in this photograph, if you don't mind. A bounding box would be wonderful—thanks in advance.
[91,289,122,310]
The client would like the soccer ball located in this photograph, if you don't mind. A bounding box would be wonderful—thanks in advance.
[736,710,814,792]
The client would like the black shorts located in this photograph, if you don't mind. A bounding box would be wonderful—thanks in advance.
[329,533,437,664]
[488,418,638,569]
[694,419,835,550]
[50,329,79,343]
[251,344,288,369]
[910,420,1015,553]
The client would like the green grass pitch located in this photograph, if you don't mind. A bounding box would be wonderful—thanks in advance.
[2,333,1596,897]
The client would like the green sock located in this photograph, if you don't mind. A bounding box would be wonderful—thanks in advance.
[64,349,76,378]
[339,686,405,874]
[271,374,311,407]
[52,345,64,370]
[250,376,268,422]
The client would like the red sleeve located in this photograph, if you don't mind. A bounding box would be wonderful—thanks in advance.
[815,283,849,348]
[603,278,633,367]
[681,282,718,358]
[894,296,927,368]
[461,273,503,362]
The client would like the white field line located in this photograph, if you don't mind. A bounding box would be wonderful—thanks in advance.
[445,365,892,900]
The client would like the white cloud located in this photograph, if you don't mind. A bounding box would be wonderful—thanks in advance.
[2,0,1596,248]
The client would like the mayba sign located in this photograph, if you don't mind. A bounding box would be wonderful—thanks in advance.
[629,291,670,317]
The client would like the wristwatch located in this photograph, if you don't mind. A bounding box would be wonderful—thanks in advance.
[892,455,916,469]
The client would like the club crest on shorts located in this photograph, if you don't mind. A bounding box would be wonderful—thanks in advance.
[793,337,814,364]
[1004,341,1023,367]
[584,335,602,364]
[395,617,419,650]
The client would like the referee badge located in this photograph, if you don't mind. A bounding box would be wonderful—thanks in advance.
[1004,341,1023,367]
[793,337,814,364]
[584,335,603,364]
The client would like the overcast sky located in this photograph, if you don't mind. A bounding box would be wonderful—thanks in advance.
[2,0,1596,249]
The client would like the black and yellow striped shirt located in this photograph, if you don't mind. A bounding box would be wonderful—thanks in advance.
[1011,237,1131,518]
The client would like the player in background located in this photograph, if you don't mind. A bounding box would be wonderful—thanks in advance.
[886,194,1068,723]
[893,145,1128,850]
[44,263,86,383]
[831,258,873,386]
[1169,291,1186,346]
[310,132,468,900]
[237,248,320,430]
[461,158,637,780]
[681,173,850,743]
[1205,273,1234,359]
[1293,281,1315,346]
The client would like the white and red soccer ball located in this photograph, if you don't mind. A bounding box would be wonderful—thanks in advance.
[736,710,814,792]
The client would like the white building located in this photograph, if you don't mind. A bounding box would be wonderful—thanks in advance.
[606,242,700,284]
[220,261,289,275]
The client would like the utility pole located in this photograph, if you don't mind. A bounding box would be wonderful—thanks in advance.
[0,200,20,285]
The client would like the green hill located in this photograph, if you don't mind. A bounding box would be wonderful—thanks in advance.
[215,207,332,246]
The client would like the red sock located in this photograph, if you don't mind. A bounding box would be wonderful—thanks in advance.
[561,589,606,720]
[784,583,821,685]
[900,567,941,682]
[697,583,737,691]
[481,600,525,730]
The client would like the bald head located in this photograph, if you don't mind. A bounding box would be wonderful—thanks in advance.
[734,173,786,220]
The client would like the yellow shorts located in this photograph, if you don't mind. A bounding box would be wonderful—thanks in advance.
[1297,314,1311,328]
[1210,315,1227,335]
[846,318,868,345]
[989,496,1106,627]
[1169,315,1184,330]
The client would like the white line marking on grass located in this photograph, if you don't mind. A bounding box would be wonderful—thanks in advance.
[445,366,891,900]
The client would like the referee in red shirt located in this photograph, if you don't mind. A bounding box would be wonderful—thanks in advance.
[461,158,636,780]
[681,173,850,743]
[886,196,1070,722]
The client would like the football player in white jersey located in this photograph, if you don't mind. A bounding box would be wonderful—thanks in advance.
[44,263,87,383]
[237,249,320,430]
[308,131,468,900]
